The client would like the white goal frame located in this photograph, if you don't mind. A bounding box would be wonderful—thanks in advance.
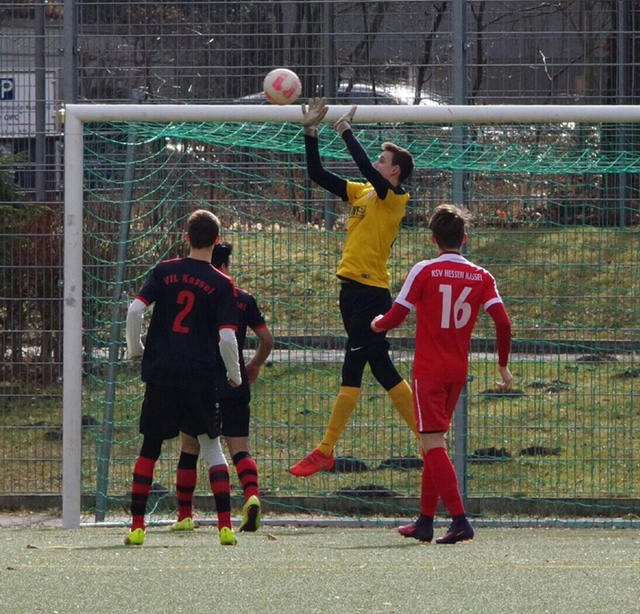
[62,103,640,528]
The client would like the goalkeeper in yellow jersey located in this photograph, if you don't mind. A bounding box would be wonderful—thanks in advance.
[289,98,418,478]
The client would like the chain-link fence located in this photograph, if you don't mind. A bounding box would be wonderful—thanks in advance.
[1,1,639,521]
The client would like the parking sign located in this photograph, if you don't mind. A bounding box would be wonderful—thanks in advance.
[0,73,57,136]
[0,78,15,100]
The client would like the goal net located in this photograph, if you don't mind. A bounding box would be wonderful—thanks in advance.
[62,104,640,528]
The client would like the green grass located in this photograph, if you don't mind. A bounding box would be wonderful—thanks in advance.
[2,355,639,508]
[228,226,640,340]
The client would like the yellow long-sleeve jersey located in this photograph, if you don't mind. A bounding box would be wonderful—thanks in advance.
[336,180,410,289]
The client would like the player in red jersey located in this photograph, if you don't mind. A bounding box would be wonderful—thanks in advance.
[371,204,512,544]
[125,209,242,547]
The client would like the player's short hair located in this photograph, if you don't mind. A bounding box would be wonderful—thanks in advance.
[212,241,233,270]
[429,204,469,249]
[382,142,414,182]
[187,209,220,249]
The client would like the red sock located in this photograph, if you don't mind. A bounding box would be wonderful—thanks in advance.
[208,464,232,530]
[233,452,259,501]
[420,452,439,517]
[425,447,465,518]
[176,452,198,521]
[130,456,156,531]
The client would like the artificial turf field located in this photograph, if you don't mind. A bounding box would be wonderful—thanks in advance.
[1,515,639,614]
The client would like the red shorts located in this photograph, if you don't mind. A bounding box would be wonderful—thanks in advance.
[413,379,465,433]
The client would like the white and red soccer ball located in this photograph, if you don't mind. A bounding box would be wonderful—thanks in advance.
[263,68,302,105]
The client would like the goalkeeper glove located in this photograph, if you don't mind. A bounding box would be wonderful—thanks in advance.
[301,98,329,137]
[334,105,357,136]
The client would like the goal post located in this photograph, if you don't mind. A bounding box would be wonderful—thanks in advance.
[62,107,84,529]
[63,104,640,529]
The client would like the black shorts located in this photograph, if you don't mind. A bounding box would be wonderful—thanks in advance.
[220,397,251,438]
[139,382,220,441]
[339,281,392,352]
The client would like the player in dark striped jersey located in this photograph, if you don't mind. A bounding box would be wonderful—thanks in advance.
[288,98,419,478]
[124,209,241,546]
[372,204,512,544]
[172,242,274,534]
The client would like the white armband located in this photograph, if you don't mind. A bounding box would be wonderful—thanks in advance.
[219,327,241,385]
[126,298,148,358]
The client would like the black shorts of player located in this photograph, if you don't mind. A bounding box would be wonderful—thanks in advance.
[139,382,221,441]
[220,397,251,438]
[339,280,392,353]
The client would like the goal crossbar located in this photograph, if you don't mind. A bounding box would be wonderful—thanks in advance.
[65,103,640,125]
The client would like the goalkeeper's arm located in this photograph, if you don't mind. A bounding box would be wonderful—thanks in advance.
[341,131,391,199]
[304,135,348,199]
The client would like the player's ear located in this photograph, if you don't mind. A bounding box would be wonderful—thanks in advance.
[185,233,191,244]
[462,233,468,244]
[214,235,221,245]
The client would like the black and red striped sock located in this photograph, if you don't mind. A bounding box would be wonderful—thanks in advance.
[176,452,198,521]
[208,464,232,530]
[232,451,259,501]
[130,455,156,531]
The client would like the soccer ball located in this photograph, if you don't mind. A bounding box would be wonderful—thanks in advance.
[263,68,302,105]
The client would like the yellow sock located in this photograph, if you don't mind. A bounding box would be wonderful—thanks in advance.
[317,386,361,457]
[388,380,418,436]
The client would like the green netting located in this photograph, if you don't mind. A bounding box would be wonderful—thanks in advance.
[100,120,640,173]
[79,119,640,526]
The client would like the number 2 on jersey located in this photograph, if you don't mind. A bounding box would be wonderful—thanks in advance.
[173,290,195,333]
[439,284,472,329]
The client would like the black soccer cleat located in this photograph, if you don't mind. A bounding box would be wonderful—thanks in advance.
[436,517,475,544]
[398,515,434,543]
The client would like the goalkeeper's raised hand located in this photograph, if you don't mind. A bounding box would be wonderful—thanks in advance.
[334,105,357,137]
[301,98,329,137]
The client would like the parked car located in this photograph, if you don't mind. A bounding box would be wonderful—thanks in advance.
[238,83,442,106]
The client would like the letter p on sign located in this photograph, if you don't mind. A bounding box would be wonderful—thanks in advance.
[1,78,15,101]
